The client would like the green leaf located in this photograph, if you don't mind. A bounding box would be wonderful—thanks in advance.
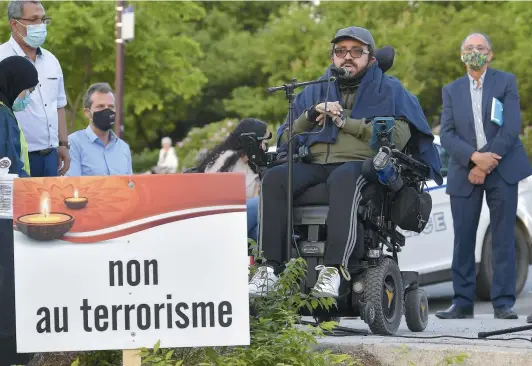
[165,350,174,360]
[153,339,161,353]
[205,347,218,361]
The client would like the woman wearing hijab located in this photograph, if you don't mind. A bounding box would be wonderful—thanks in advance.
[0,55,39,177]
[0,55,38,366]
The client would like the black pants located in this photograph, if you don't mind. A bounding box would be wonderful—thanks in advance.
[258,161,363,269]
[0,220,33,365]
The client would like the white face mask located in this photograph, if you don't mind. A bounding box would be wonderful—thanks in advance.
[16,21,47,48]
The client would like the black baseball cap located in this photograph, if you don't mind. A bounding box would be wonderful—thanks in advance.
[331,26,376,50]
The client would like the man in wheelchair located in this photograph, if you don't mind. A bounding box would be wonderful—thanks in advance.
[249,26,443,305]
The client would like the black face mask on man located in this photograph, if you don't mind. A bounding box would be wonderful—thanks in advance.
[91,108,115,131]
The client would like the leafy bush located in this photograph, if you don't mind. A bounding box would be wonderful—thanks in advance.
[138,257,357,366]
[74,351,121,366]
[131,148,161,173]
[521,127,532,163]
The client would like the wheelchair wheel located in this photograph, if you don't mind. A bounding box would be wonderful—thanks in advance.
[364,257,404,335]
[404,288,429,332]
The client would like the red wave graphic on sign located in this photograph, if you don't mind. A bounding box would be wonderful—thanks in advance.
[61,206,246,244]
[13,174,247,234]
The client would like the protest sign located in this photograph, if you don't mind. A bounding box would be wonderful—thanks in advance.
[13,173,250,353]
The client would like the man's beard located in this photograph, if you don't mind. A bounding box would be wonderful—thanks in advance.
[340,60,369,78]
[337,60,369,87]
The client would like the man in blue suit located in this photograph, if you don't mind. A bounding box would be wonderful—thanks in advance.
[437,33,532,320]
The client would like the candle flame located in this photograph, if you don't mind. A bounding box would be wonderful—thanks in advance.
[41,196,50,218]
[74,189,78,199]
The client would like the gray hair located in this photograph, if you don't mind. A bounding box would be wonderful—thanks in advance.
[461,32,493,51]
[83,82,114,109]
[7,0,42,21]
[161,137,172,145]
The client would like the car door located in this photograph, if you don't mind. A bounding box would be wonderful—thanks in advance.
[397,144,455,277]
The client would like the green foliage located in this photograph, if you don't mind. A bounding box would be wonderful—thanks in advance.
[437,352,470,366]
[3,1,531,158]
[218,0,532,157]
[71,351,121,366]
[139,258,356,366]
[0,1,207,151]
[131,148,160,173]
[522,129,532,163]
[392,345,470,366]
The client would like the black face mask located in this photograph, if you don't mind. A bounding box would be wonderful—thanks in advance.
[91,108,115,131]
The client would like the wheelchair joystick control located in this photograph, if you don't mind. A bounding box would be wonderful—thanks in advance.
[373,146,403,192]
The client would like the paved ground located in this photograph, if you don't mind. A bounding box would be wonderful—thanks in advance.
[318,266,532,365]
[317,314,532,365]
[425,265,532,316]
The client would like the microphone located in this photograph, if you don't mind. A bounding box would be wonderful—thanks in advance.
[335,67,351,78]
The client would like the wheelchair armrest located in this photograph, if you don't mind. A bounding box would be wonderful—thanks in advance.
[391,149,431,181]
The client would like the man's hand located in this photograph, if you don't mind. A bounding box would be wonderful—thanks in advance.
[315,101,345,128]
[471,151,501,174]
[57,146,70,176]
[468,166,486,185]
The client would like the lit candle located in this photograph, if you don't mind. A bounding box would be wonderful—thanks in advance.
[64,188,88,209]
[16,193,75,241]
[18,196,71,224]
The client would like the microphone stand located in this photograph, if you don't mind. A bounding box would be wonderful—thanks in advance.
[478,323,532,339]
[267,76,335,262]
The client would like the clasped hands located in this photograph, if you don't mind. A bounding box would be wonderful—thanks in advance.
[468,151,501,185]
[308,101,346,128]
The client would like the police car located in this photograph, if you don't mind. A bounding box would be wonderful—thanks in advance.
[398,135,532,300]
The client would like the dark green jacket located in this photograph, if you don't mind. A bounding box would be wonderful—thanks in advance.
[280,86,411,164]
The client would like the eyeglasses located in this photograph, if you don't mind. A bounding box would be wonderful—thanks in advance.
[13,16,52,25]
[333,47,369,59]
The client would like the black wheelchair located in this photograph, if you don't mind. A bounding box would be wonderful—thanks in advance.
[243,118,434,336]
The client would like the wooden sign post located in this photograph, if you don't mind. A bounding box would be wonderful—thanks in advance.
[123,349,141,366]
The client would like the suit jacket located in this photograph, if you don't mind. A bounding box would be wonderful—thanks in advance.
[440,67,532,197]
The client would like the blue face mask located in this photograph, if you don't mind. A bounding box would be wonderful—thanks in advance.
[20,23,47,49]
[12,90,31,112]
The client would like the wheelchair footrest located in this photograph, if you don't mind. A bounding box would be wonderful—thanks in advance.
[396,232,406,247]
[296,241,326,256]
[386,246,401,253]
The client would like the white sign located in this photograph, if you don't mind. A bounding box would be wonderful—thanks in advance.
[0,157,15,219]
[122,6,134,41]
[14,174,250,353]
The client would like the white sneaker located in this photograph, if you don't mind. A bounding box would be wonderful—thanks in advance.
[312,265,340,298]
[249,266,278,297]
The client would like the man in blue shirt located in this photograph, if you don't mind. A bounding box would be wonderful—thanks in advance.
[66,82,133,177]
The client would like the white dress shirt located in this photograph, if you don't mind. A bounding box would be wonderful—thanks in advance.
[0,36,67,152]
[467,70,488,150]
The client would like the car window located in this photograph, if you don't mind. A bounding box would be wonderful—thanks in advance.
[436,145,450,177]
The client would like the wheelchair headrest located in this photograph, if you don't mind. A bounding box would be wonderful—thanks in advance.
[375,46,395,73]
